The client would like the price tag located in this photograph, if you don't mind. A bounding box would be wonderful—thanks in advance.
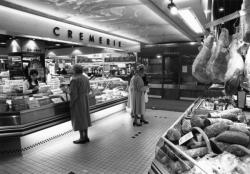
[179,132,193,145]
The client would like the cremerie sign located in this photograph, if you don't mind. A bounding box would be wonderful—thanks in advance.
[0,5,140,51]
[52,27,122,48]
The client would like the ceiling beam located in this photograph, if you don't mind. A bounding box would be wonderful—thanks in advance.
[0,0,143,44]
[139,0,197,41]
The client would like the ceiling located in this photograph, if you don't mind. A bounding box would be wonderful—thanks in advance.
[0,0,209,44]
[213,0,243,35]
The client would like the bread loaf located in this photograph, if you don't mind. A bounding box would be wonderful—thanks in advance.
[204,122,229,138]
[215,131,250,147]
[184,147,208,158]
[226,144,250,157]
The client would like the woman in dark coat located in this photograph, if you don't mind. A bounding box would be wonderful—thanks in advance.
[70,64,91,144]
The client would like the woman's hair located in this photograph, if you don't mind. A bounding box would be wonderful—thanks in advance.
[28,69,39,85]
[29,69,39,76]
[136,64,145,74]
[73,64,83,74]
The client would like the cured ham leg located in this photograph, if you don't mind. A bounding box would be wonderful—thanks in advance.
[206,28,230,83]
[225,35,244,95]
[192,34,214,84]
[241,0,250,42]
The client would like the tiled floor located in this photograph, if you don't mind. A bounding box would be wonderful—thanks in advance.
[0,109,181,174]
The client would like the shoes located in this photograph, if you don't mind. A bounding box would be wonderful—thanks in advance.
[133,122,142,126]
[73,138,90,144]
[141,119,149,124]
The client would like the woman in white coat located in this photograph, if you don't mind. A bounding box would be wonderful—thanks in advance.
[130,65,149,126]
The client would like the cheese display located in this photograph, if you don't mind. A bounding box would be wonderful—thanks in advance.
[0,77,128,111]
[153,97,250,174]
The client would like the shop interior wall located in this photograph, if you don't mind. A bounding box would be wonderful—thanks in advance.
[139,44,205,99]
[0,47,8,55]
[139,44,200,85]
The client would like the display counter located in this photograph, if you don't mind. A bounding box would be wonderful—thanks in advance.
[149,96,250,174]
[0,77,128,137]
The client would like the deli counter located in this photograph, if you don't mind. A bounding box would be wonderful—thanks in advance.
[0,77,128,137]
[149,97,250,174]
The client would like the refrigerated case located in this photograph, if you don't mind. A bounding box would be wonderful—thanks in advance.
[149,97,250,174]
[0,77,128,137]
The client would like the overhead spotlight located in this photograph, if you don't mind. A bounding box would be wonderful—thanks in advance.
[219,7,224,12]
[168,0,178,15]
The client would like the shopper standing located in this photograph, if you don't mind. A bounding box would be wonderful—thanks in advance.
[127,67,135,117]
[142,73,149,104]
[130,64,149,126]
[70,64,91,144]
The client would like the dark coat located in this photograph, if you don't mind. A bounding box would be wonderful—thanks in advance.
[70,74,91,131]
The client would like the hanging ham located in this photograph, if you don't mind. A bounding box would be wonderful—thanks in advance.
[192,34,214,84]
[206,28,230,83]
[241,0,250,43]
[225,35,244,95]
[244,44,250,87]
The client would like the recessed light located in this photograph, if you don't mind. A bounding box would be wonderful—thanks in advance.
[156,54,162,59]
[219,7,224,12]
[189,42,196,45]
[0,42,6,44]
[55,43,61,46]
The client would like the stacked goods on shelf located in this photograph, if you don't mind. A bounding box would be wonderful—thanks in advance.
[47,78,60,90]
[155,97,250,174]
[36,96,52,106]
[12,96,29,111]
[27,98,40,109]
[0,79,24,93]
[39,83,51,93]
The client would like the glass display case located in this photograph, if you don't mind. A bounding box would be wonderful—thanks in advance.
[0,77,128,137]
[149,97,250,174]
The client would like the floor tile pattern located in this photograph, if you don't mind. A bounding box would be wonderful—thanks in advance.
[0,109,181,174]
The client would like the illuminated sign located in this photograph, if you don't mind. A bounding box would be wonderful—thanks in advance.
[52,27,122,48]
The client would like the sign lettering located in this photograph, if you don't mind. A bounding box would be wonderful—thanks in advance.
[79,32,83,40]
[68,30,73,38]
[53,27,60,36]
[52,27,122,48]
[89,35,95,42]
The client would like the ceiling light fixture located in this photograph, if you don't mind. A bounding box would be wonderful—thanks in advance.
[0,42,6,44]
[55,44,61,46]
[178,8,205,34]
[219,7,224,12]
[168,0,178,15]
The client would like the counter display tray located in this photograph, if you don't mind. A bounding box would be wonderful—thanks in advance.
[0,97,127,137]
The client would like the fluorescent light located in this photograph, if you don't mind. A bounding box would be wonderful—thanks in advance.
[204,9,211,14]
[0,42,6,44]
[178,8,204,34]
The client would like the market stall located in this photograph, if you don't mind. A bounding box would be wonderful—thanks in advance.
[0,76,128,137]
